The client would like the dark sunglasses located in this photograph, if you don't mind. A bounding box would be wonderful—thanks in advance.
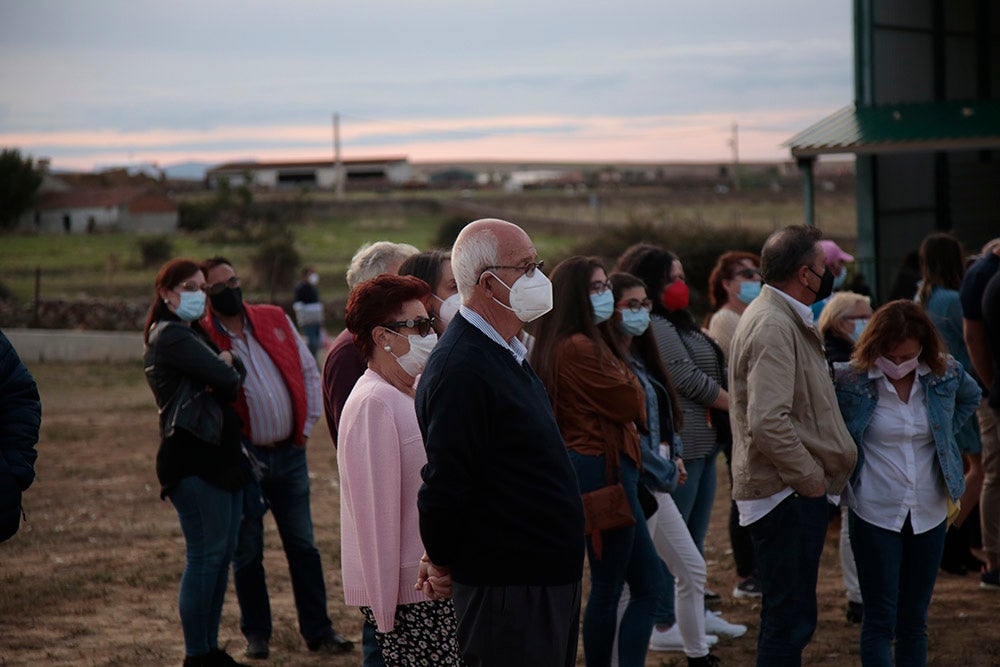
[204,276,241,295]
[381,316,436,337]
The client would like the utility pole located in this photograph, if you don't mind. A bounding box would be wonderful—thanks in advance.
[729,122,741,191]
[333,113,345,200]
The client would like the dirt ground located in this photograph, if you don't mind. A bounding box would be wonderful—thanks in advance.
[1,360,997,666]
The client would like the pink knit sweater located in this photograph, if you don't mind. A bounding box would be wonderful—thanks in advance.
[337,369,429,632]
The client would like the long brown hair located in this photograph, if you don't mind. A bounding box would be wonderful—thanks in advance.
[608,272,684,432]
[530,256,624,403]
[144,258,202,343]
[851,299,947,376]
[917,232,965,306]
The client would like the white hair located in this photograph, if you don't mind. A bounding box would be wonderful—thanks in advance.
[452,225,501,303]
[345,241,420,289]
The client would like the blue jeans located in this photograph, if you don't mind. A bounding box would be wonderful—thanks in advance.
[233,444,334,645]
[656,451,718,624]
[849,512,946,667]
[748,493,829,667]
[570,451,666,667]
[302,324,321,358]
[363,618,387,667]
[169,476,243,657]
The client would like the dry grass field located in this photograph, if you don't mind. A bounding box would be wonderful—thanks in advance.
[1,358,997,666]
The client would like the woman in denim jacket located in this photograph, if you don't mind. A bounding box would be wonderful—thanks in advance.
[833,300,980,667]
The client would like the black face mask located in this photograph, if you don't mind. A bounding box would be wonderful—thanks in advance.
[808,266,835,302]
[210,287,244,316]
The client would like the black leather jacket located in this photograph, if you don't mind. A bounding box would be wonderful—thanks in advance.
[144,317,248,496]
[145,320,245,443]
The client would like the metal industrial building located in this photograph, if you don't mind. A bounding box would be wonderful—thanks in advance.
[787,0,1000,299]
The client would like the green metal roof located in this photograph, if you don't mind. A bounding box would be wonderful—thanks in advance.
[786,100,1000,158]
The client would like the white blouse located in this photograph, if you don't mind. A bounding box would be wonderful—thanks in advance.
[848,364,947,534]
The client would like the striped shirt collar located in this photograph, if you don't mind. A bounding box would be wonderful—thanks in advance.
[459,305,527,365]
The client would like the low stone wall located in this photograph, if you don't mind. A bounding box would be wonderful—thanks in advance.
[5,329,144,364]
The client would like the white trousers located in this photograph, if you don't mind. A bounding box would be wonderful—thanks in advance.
[840,504,862,604]
[613,490,709,660]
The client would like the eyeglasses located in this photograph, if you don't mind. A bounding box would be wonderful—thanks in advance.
[590,280,612,295]
[204,276,241,295]
[174,280,205,293]
[617,298,653,312]
[483,260,544,278]
[734,268,761,280]
[381,316,436,337]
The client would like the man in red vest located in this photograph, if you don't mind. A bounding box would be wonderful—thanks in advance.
[199,257,353,661]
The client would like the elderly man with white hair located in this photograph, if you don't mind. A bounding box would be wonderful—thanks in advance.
[322,240,419,449]
[416,218,585,667]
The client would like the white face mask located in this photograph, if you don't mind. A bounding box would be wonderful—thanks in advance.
[874,349,922,380]
[434,293,461,328]
[385,329,438,376]
[486,269,553,323]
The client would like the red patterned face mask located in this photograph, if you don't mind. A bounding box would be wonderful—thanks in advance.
[661,280,690,311]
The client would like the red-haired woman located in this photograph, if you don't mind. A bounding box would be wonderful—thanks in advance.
[704,250,762,600]
[337,274,463,666]
[143,258,250,667]
[834,300,980,665]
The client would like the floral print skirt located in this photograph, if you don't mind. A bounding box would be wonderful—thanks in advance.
[360,599,465,666]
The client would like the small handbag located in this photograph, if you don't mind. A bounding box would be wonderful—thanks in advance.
[580,445,636,559]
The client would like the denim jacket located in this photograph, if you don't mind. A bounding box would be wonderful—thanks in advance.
[628,355,682,494]
[833,357,981,501]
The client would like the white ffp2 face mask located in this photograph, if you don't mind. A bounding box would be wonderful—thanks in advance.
[386,329,438,376]
[487,269,553,323]
[434,294,461,328]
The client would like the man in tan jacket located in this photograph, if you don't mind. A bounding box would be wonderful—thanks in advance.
[729,225,857,666]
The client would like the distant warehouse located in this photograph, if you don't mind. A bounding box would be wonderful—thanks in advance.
[205,156,412,190]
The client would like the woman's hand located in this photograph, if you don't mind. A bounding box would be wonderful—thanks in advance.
[219,351,234,366]
[415,555,452,599]
[676,458,688,487]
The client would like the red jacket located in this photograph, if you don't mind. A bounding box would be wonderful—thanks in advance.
[201,304,308,446]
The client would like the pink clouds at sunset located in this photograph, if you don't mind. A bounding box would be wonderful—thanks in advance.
[0,109,837,172]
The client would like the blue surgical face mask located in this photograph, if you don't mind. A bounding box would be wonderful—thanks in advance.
[737,281,762,304]
[850,318,867,342]
[832,267,848,290]
[590,290,614,324]
[617,308,650,336]
[174,290,206,322]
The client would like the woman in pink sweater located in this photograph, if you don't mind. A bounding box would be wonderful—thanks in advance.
[338,274,463,666]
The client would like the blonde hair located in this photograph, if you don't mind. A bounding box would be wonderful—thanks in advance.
[817,291,870,337]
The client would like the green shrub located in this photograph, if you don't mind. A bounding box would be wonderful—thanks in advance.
[249,234,300,294]
[433,215,469,250]
[137,236,174,268]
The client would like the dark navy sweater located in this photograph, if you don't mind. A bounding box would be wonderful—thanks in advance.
[416,314,585,586]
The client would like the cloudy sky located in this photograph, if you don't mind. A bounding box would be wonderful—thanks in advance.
[0,1,853,171]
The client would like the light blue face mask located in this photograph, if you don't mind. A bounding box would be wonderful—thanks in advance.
[850,318,867,342]
[174,290,206,322]
[617,308,650,336]
[833,267,848,290]
[590,290,614,324]
[737,281,762,304]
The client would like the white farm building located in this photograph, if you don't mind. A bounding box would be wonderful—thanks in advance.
[206,157,412,190]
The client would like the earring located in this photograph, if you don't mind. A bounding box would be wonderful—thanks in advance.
[384,345,392,352]
[163,298,168,305]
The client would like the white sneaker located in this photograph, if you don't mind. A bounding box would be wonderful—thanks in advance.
[648,624,719,652]
[703,610,747,638]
